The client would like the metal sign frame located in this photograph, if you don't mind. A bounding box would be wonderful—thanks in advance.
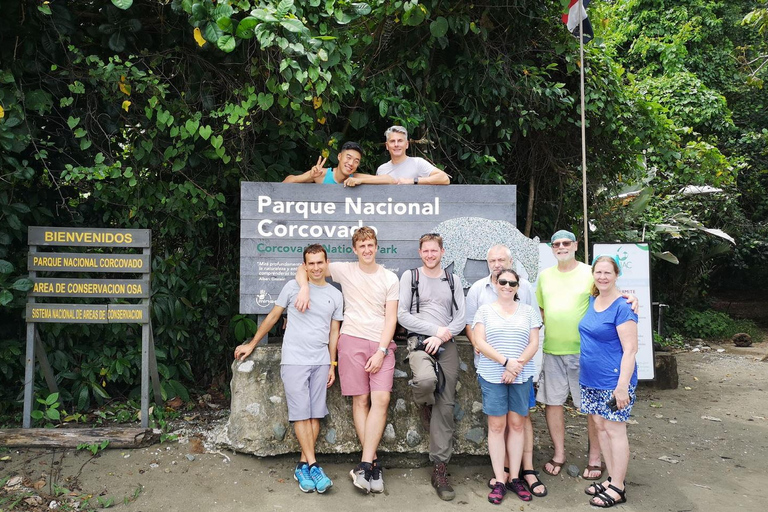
[23,227,162,428]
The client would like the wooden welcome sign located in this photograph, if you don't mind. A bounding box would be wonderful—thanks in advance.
[23,227,161,429]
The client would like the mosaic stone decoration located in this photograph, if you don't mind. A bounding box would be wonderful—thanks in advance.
[432,217,540,288]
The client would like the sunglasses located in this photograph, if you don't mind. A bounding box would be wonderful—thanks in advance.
[497,279,519,287]
[552,241,573,248]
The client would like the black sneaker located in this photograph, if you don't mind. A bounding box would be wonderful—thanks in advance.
[431,462,455,501]
[370,460,384,493]
[349,462,371,494]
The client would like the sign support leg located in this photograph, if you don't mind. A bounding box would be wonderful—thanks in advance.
[22,323,36,429]
[148,322,163,405]
[141,322,149,428]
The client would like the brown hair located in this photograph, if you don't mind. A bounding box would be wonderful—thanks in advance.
[303,244,328,263]
[494,268,520,302]
[590,255,621,297]
[352,226,377,247]
[419,233,443,249]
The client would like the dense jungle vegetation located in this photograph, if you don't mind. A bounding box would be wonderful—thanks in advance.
[1,0,766,420]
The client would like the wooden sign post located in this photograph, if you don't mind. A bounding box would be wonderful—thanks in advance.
[23,227,162,428]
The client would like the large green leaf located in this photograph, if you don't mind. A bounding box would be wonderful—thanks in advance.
[217,35,236,53]
[108,31,126,52]
[0,260,13,274]
[111,0,133,10]
[236,17,259,38]
[430,16,449,38]
[280,19,305,33]
[11,278,33,291]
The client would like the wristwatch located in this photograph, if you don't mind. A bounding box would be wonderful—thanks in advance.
[414,177,419,185]
[378,347,389,356]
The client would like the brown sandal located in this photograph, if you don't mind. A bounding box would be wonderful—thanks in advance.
[582,462,606,480]
[542,459,565,476]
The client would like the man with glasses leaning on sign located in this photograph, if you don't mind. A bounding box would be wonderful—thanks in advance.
[535,230,638,482]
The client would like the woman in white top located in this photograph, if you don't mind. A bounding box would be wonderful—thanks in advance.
[473,268,541,504]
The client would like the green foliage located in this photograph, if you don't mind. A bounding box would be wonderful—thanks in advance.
[669,308,765,341]
[30,392,61,426]
[77,439,110,455]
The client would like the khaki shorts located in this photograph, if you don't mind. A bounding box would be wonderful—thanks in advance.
[536,353,581,408]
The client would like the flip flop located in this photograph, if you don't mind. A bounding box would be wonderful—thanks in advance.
[542,459,566,476]
[582,462,606,480]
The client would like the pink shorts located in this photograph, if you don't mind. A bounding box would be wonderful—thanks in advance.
[337,334,397,396]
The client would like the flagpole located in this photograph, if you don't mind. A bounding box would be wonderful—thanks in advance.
[579,0,589,265]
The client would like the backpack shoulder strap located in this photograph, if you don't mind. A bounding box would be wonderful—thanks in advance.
[410,268,420,313]
[444,269,458,312]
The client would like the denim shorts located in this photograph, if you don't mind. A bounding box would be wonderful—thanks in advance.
[478,375,532,417]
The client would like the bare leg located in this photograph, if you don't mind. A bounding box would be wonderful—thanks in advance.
[583,414,604,478]
[294,419,317,466]
[352,394,371,458]
[487,415,508,484]
[590,416,628,505]
[361,391,389,463]
[505,412,526,478]
[544,405,566,474]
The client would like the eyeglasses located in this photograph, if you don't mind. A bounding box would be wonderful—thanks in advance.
[552,241,573,248]
[497,279,519,287]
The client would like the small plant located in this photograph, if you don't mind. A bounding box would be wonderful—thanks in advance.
[77,439,110,455]
[97,495,115,508]
[31,392,61,426]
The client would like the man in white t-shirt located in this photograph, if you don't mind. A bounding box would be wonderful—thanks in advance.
[373,125,450,185]
[235,244,342,494]
[295,227,399,495]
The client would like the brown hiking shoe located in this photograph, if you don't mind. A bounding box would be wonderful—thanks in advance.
[431,462,455,501]
[419,404,433,432]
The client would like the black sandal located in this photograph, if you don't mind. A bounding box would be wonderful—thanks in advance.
[585,477,611,496]
[487,467,510,489]
[519,469,547,497]
[590,484,627,508]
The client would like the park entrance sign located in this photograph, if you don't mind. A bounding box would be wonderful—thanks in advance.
[24,227,161,428]
[240,183,521,315]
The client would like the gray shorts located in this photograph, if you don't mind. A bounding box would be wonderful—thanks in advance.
[280,364,330,421]
[536,353,581,408]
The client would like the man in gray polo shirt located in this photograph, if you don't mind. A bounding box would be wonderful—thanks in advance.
[465,244,547,498]
[375,125,450,185]
[234,244,343,495]
[398,233,466,501]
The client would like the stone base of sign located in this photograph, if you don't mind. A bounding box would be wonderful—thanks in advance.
[215,340,490,457]
[641,352,678,390]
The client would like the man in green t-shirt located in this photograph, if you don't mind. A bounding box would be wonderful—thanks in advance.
[536,230,622,481]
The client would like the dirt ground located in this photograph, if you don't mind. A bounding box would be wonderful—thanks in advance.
[2,343,767,512]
